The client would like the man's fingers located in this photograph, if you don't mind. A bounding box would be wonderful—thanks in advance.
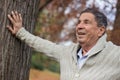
[8,14,15,24]
[15,11,20,21]
[7,25,15,34]
[19,13,22,21]
[11,11,17,22]
[10,11,22,22]
[7,11,22,35]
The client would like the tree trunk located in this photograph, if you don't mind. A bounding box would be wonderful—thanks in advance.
[0,0,40,80]
[110,0,120,45]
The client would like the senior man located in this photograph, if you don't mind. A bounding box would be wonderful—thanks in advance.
[7,8,120,80]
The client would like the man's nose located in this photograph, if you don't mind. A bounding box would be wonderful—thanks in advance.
[77,23,84,29]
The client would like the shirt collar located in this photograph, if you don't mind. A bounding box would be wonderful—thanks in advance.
[77,46,94,59]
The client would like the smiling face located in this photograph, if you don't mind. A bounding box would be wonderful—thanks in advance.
[76,12,105,48]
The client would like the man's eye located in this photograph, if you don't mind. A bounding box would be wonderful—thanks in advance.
[84,21,90,24]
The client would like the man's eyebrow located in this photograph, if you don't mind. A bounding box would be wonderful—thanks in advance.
[77,19,91,24]
[84,19,92,23]
[84,19,90,22]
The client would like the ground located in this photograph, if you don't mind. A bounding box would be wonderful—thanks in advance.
[29,68,60,80]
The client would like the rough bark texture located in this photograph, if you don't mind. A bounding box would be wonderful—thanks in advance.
[110,0,120,45]
[0,0,40,80]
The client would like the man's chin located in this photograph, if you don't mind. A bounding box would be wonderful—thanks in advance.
[77,39,85,44]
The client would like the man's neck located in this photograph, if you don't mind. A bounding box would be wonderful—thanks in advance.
[81,42,97,56]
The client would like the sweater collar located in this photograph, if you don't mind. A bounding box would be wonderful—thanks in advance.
[76,33,107,58]
[72,34,107,64]
[87,34,107,57]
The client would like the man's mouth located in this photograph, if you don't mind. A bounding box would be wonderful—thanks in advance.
[77,32,85,35]
[77,31,86,35]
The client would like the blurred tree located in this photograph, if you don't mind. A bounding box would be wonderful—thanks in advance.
[110,0,120,45]
[0,0,52,80]
[36,0,118,45]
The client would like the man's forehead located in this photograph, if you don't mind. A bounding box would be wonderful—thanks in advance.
[79,13,95,21]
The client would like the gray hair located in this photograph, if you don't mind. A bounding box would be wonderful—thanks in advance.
[80,8,108,27]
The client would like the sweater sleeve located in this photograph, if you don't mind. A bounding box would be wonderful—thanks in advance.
[16,27,66,61]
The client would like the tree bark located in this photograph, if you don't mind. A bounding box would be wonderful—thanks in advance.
[0,0,40,80]
[110,0,120,45]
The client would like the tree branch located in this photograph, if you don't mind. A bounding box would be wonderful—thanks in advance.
[39,0,53,11]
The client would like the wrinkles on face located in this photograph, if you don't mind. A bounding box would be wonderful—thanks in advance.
[76,12,101,52]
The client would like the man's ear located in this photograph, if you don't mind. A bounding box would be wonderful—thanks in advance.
[98,26,106,37]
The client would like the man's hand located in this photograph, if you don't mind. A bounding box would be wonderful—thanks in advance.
[7,11,22,35]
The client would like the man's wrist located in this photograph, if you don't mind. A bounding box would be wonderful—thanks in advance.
[16,27,25,37]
